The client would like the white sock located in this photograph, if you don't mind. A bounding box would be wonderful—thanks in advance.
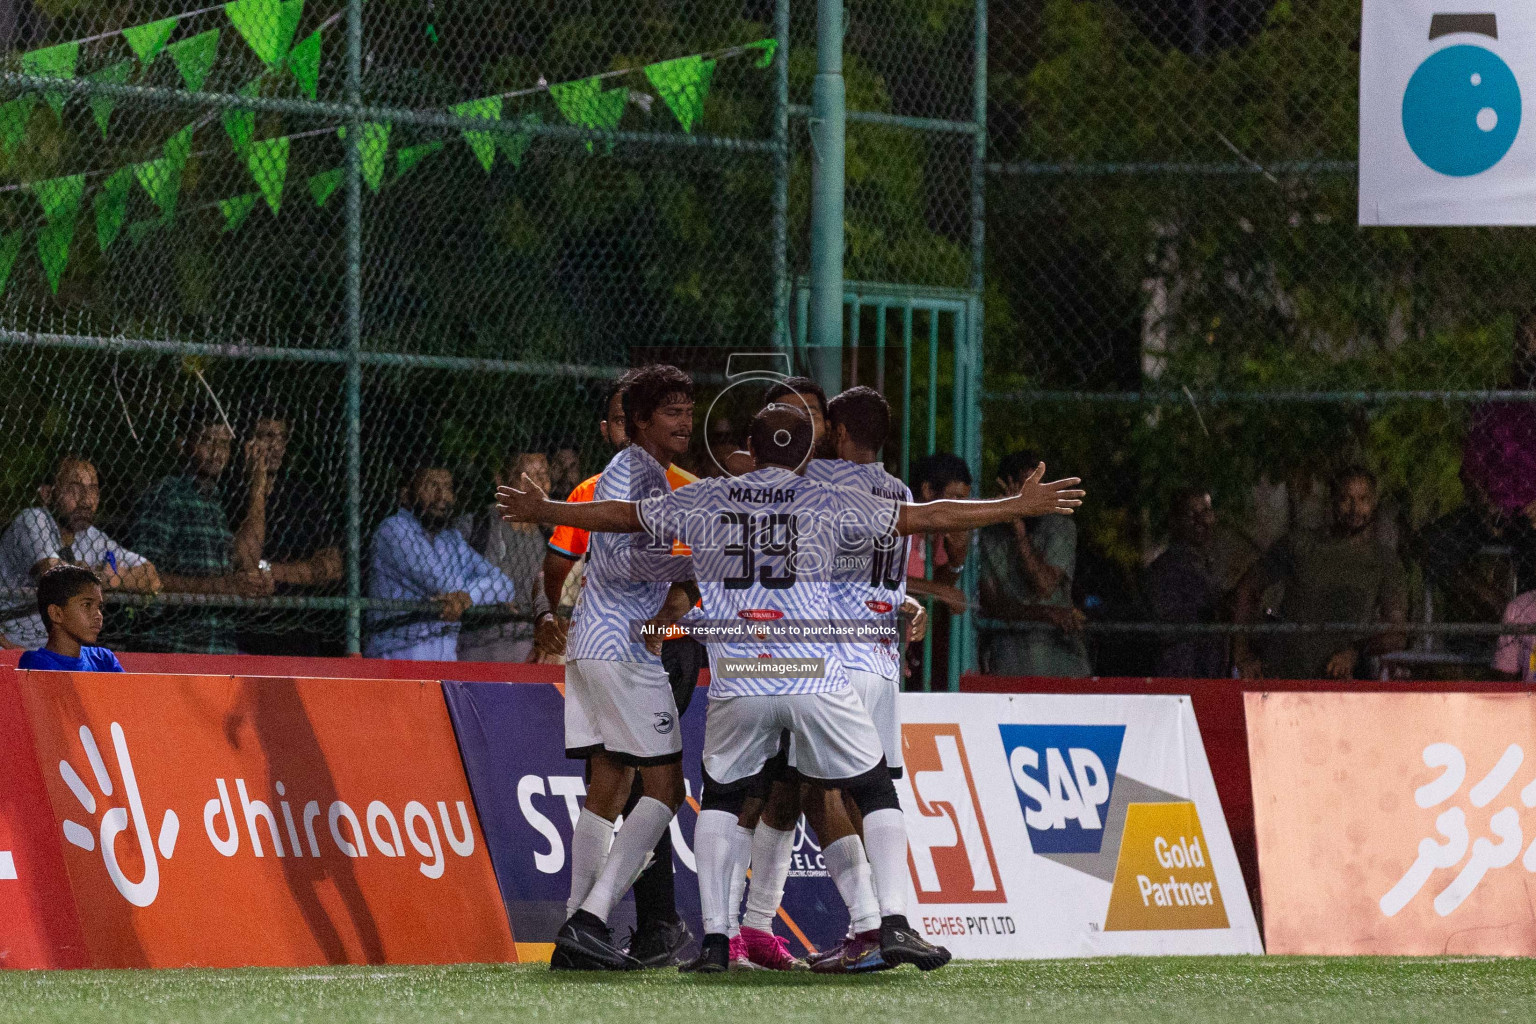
[580,796,676,923]
[740,823,794,932]
[567,808,615,917]
[726,824,752,938]
[694,809,739,937]
[861,808,909,919]
[823,834,881,936]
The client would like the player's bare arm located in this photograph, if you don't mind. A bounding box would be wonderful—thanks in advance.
[498,474,644,533]
[895,462,1082,536]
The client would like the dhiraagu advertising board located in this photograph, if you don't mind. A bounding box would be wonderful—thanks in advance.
[895,693,1262,958]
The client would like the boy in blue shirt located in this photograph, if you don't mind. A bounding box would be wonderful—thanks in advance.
[18,564,124,672]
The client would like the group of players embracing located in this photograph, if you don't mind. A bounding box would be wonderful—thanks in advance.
[497,364,1083,974]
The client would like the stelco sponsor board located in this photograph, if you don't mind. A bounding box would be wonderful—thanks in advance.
[14,671,514,968]
[898,693,1260,957]
[1248,691,1536,955]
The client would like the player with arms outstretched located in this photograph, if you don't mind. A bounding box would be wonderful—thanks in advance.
[501,402,1083,972]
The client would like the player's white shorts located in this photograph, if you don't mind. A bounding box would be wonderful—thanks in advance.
[703,685,884,787]
[786,670,902,778]
[565,658,683,764]
[848,668,903,777]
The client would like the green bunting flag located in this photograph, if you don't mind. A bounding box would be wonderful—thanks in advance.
[86,60,134,138]
[497,112,540,168]
[449,96,501,172]
[166,28,220,91]
[0,97,36,156]
[360,122,390,190]
[20,41,80,116]
[549,77,626,152]
[745,38,778,68]
[219,192,259,232]
[248,135,290,212]
[306,167,342,206]
[287,27,321,98]
[94,167,132,252]
[644,54,715,133]
[394,139,443,178]
[122,17,178,66]
[222,107,255,157]
[134,158,179,218]
[33,174,84,294]
[225,0,304,67]
[0,231,25,296]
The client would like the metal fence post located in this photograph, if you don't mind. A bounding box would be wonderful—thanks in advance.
[344,0,364,655]
[808,0,844,389]
[772,0,791,351]
[954,0,988,686]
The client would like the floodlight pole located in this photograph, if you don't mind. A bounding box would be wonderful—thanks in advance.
[808,0,845,391]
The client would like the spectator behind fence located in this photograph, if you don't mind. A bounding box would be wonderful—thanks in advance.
[226,413,344,655]
[18,564,124,672]
[549,441,583,501]
[905,452,975,687]
[125,409,274,653]
[1234,466,1408,680]
[1409,474,1536,660]
[976,449,1091,678]
[1493,590,1536,681]
[454,450,553,662]
[0,455,161,648]
[366,464,518,660]
[1144,487,1228,678]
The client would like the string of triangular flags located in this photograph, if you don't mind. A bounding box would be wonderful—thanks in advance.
[1,35,778,294]
[4,0,328,155]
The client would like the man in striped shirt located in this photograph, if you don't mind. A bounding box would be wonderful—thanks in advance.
[499,402,1084,973]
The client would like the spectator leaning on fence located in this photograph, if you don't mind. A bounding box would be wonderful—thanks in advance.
[1144,486,1228,678]
[125,409,273,654]
[365,464,518,661]
[976,449,1091,678]
[17,564,124,673]
[1234,466,1408,680]
[224,412,344,655]
[454,449,554,663]
[1493,589,1536,682]
[0,455,161,649]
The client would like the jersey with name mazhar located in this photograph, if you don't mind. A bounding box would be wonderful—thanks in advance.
[638,465,901,696]
[567,445,692,663]
[806,459,912,679]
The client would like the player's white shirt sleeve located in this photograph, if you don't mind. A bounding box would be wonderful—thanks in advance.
[567,445,692,664]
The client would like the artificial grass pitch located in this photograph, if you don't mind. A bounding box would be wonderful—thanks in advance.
[1,957,1534,1024]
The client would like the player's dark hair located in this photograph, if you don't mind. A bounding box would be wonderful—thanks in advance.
[46,452,91,486]
[827,386,891,451]
[912,451,972,494]
[749,403,813,469]
[176,402,227,445]
[1330,464,1377,495]
[623,364,694,437]
[996,449,1042,488]
[764,376,828,417]
[37,564,100,622]
[600,368,640,423]
[400,461,449,491]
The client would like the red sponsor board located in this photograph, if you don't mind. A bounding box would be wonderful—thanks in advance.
[16,671,515,968]
[0,666,87,967]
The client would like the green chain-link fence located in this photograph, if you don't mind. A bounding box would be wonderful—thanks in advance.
[985,0,1536,680]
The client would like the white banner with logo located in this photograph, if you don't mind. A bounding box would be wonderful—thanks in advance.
[895,693,1261,957]
[1360,2,1536,224]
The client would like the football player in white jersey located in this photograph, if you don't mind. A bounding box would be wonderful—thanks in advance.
[499,403,1084,973]
[551,364,699,970]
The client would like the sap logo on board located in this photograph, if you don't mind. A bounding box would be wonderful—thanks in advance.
[897,723,1006,904]
[999,723,1125,855]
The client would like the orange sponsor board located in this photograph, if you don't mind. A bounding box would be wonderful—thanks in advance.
[1248,691,1536,955]
[16,672,515,968]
